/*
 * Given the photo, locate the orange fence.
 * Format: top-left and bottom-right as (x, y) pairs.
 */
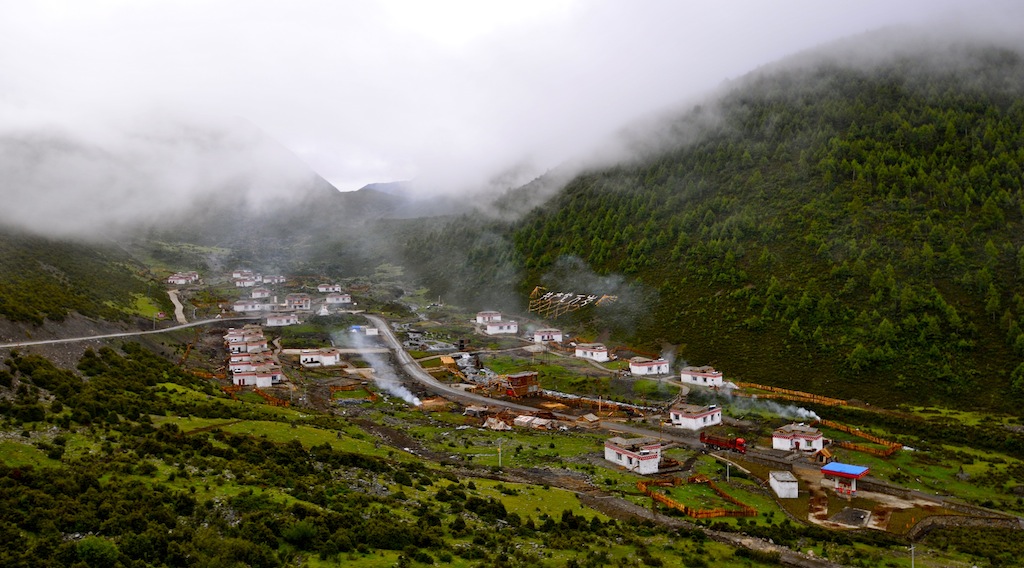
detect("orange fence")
(253, 387), (290, 407)
(637, 475), (757, 519)
(734, 382), (847, 406)
(221, 384), (241, 400)
(813, 419), (900, 457)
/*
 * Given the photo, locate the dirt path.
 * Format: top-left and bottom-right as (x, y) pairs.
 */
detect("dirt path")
(167, 289), (188, 324)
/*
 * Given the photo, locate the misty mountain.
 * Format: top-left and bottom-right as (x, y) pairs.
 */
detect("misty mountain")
(388, 37), (1024, 411)
(0, 227), (169, 326)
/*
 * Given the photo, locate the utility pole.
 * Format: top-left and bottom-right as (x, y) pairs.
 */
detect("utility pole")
(910, 544), (915, 568)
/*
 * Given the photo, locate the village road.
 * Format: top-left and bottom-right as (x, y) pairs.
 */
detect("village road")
(167, 289), (188, 324)
(364, 314), (710, 450)
(364, 314), (541, 413)
(0, 316), (261, 350)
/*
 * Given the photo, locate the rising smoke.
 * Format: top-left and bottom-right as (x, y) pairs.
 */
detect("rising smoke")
(335, 328), (422, 406)
(723, 391), (820, 421)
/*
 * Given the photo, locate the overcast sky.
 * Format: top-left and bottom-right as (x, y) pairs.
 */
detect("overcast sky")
(0, 0), (1020, 224)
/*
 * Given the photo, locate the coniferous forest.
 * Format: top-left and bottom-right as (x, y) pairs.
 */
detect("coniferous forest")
(397, 44), (1024, 411)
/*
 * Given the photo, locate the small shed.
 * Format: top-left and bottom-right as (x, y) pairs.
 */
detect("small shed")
(576, 413), (601, 429)
(769, 471), (799, 499)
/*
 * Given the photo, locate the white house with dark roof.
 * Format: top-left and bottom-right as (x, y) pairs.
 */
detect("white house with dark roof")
(772, 423), (825, 452)
(266, 313), (299, 327)
(317, 283), (342, 293)
(669, 403), (722, 430)
(285, 293), (311, 310)
(680, 366), (724, 387)
(251, 287), (272, 299)
(299, 348), (342, 367)
(484, 321), (518, 335)
(604, 436), (662, 475)
(326, 293), (352, 305)
(629, 357), (670, 376)
(475, 311), (502, 323)
(574, 343), (610, 362)
(233, 299), (269, 312)
(533, 328), (563, 343)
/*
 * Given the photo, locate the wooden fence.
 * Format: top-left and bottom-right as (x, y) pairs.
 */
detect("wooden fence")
(734, 382), (847, 406)
(813, 419), (900, 457)
(637, 475), (757, 519)
(221, 384), (241, 400)
(253, 387), (290, 407)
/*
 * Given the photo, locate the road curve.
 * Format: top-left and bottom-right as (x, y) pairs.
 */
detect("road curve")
(364, 314), (705, 451)
(0, 316), (262, 350)
(364, 314), (542, 413)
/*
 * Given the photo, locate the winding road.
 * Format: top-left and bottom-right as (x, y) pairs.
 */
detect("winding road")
(0, 316), (261, 350)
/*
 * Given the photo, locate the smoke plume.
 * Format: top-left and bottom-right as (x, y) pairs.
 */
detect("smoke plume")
(335, 328), (422, 406)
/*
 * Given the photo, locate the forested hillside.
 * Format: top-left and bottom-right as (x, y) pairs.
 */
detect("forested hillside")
(402, 43), (1024, 411)
(0, 230), (170, 325)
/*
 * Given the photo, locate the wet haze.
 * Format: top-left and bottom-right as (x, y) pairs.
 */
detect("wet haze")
(0, 0), (1018, 235)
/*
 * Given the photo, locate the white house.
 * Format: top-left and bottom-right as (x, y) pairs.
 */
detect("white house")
(629, 357), (670, 376)
(484, 321), (518, 335)
(669, 403), (722, 430)
(475, 311), (502, 323)
(231, 371), (257, 386)
(299, 348), (342, 367)
(233, 299), (268, 312)
(680, 366), (724, 388)
(325, 293), (352, 305)
(604, 436), (662, 475)
(769, 471), (799, 499)
(365, 327), (379, 336)
(232, 339), (268, 354)
(575, 343), (611, 362)
(234, 277), (258, 288)
(318, 283), (342, 293)
(533, 328), (563, 343)
(266, 313), (299, 327)
(232, 363), (283, 387)
(258, 362), (283, 385)
(251, 287), (272, 299)
(772, 423), (825, 452)
(285, 294), (311, 310)
(232, 269), (254, 279)
(263, 275), (286, 285)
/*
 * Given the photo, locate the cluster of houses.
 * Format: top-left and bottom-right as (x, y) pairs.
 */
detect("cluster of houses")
(224, 325), (284, 387)
(228, 269), (355, 324)
(476, 311), (731, 385)
(232, 269), (286, 288)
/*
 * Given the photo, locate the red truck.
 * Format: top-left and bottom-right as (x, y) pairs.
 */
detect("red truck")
(700, 432), (747, 454)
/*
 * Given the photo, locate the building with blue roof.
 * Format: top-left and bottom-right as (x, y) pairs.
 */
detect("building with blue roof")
(821, 462), (870, 496)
